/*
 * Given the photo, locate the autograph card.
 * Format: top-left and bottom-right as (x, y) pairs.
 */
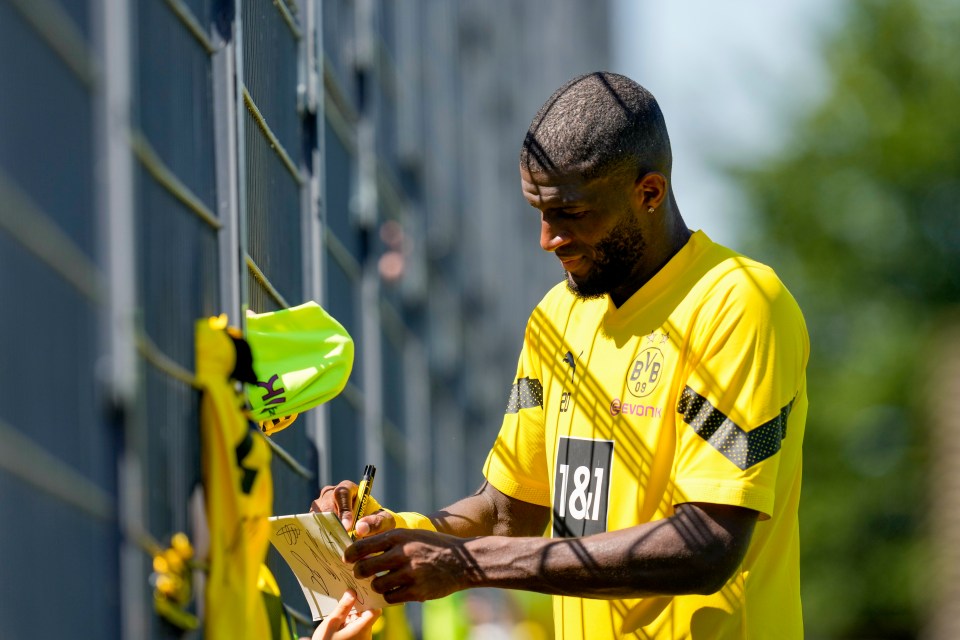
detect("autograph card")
(268, 512), (387, 620)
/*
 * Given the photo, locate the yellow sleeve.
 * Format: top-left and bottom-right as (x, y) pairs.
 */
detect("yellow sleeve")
(389, 511), (438, 531)
(482, 310), (552, 507)
(672, 264), (808, 518)
(363, 494), (437, 531)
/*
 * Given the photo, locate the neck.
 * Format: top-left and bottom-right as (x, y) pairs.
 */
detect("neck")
(609, 208), (691, 308)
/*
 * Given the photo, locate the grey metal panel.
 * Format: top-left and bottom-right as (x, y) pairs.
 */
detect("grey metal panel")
(238, 0), (316, 619)
(324, 253), (361, 358)
(136, 166), (220, 367)
(0, 232), (120, 639)
(0, 0), (123, 638)
(394, 0), (423, 170)
(135, 156), (218, 640)
(243, 108), (304, 308)
(135, 155), (216, 640)
(378, 0), (397, 58)
(0, 471), (120, 639)
(141, 365), (201, 537)
(375, 74), (399, 176)
(380, 322), (407, 508)
(269, 427), (318, 518)
(247, 271), (284, 314)
(181, 0), (213, 28)
(128, 5), (221, 636)
(0, 233), (113, 485)
(135, 0), (218, 214)
(0, 0), (108, 489)
(0, 3), (96, 258)
(240, 0), (305, 312)
(321, 0), (357, 110)
(326, 395), (362, 493)
(323, 118), (361, 262)
(372, 1), (399, 173)
(140, 359), (202, 640)
(241, 0), (301, 160)
(54, 0), (92, 39)
(323, 254), (363, 476)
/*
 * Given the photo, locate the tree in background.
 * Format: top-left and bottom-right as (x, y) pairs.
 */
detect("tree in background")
(733, 0), (959, 636)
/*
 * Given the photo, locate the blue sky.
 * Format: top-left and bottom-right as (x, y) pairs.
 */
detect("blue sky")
(611, 0), (844, 247)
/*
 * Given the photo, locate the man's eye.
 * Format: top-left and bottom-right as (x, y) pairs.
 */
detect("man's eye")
(542, 209), (588, 224)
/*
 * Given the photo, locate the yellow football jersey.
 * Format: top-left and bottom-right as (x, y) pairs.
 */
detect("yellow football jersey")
(483, 231), (808, 639)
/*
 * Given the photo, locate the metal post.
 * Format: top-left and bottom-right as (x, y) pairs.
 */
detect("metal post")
(302, 0), (332, 484)
(212, 6), (242, 322)
(93, 0), (142, 637)
(355, 0), (384, 472)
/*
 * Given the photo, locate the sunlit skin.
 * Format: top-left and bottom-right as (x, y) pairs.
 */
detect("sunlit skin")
(312, 482), (757, 604)
(305, 589), (380, 640)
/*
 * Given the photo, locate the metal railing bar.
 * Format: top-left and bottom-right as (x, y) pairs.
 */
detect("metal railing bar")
(382, 416), (407, 465)
(339, 381), (364, 411)
(137, 329), (313, 479)
(130, 130), (222, 230)
(0, 416), (115, 522)
(241, 86), (305, 185)
(0, 417), (199, 588)
(323, 96), (358, 161)
(284, 603), (313, 627)
(324, 232), (362, 283)
(323, 92), (358, 157)
(376, 160), (406, 219)
(245, 254), (291, 309)
(272, 0), (302, 41)
(0, 171), (103, 301)
(0, 417), (188, 568)
(164, 0), (217, 55)
(374, 36), (398, 104)
(379, 297), (408, 349)
(8, 0), (97, 87)
(263, 435), (313, 480)
(136, 330), (202, 390)
(323, 58), (359, 127)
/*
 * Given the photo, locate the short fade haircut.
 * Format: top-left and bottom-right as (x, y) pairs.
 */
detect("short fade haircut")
(519, 72), (672, 182)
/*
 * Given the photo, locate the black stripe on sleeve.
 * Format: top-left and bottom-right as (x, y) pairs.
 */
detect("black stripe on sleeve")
(677, 386), (793, 470)
(505, 377), (543, 414)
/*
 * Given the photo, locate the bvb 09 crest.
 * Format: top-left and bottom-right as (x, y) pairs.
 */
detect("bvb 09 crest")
(627, 346), (664, 398)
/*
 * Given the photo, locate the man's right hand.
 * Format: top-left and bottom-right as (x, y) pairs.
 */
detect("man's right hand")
(310, 481), (396, 538)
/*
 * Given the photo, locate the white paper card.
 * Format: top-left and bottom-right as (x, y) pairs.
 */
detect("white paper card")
(268, 512), (388, 620)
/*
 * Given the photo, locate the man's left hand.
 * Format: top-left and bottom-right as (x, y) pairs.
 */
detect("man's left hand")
(345, 529), (482, 603)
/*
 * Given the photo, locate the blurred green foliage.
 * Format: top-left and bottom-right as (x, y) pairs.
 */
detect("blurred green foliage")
(732, 0), (960, 636)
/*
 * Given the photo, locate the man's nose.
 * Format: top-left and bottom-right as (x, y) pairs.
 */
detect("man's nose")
(540, 217), (570, 252)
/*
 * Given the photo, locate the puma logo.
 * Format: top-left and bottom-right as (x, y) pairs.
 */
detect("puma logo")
(562, 350), (581, 382)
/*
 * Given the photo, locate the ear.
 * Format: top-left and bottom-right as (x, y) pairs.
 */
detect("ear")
(633, 172), (667, 211)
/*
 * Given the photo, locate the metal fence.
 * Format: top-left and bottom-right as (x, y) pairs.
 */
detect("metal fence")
(0, 1), (608, 637)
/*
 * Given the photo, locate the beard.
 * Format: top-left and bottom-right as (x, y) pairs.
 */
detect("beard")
(564, 214), (647, 300)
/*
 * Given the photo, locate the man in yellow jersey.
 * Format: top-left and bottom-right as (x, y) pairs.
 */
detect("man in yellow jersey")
(315, 72), (808, 639)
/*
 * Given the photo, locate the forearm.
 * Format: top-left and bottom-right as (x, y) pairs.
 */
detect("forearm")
(460, 505), (753, 599)
(348, 502), (754, 604)
(425, 493), (497, 537)
(425, 481), (548, 538)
